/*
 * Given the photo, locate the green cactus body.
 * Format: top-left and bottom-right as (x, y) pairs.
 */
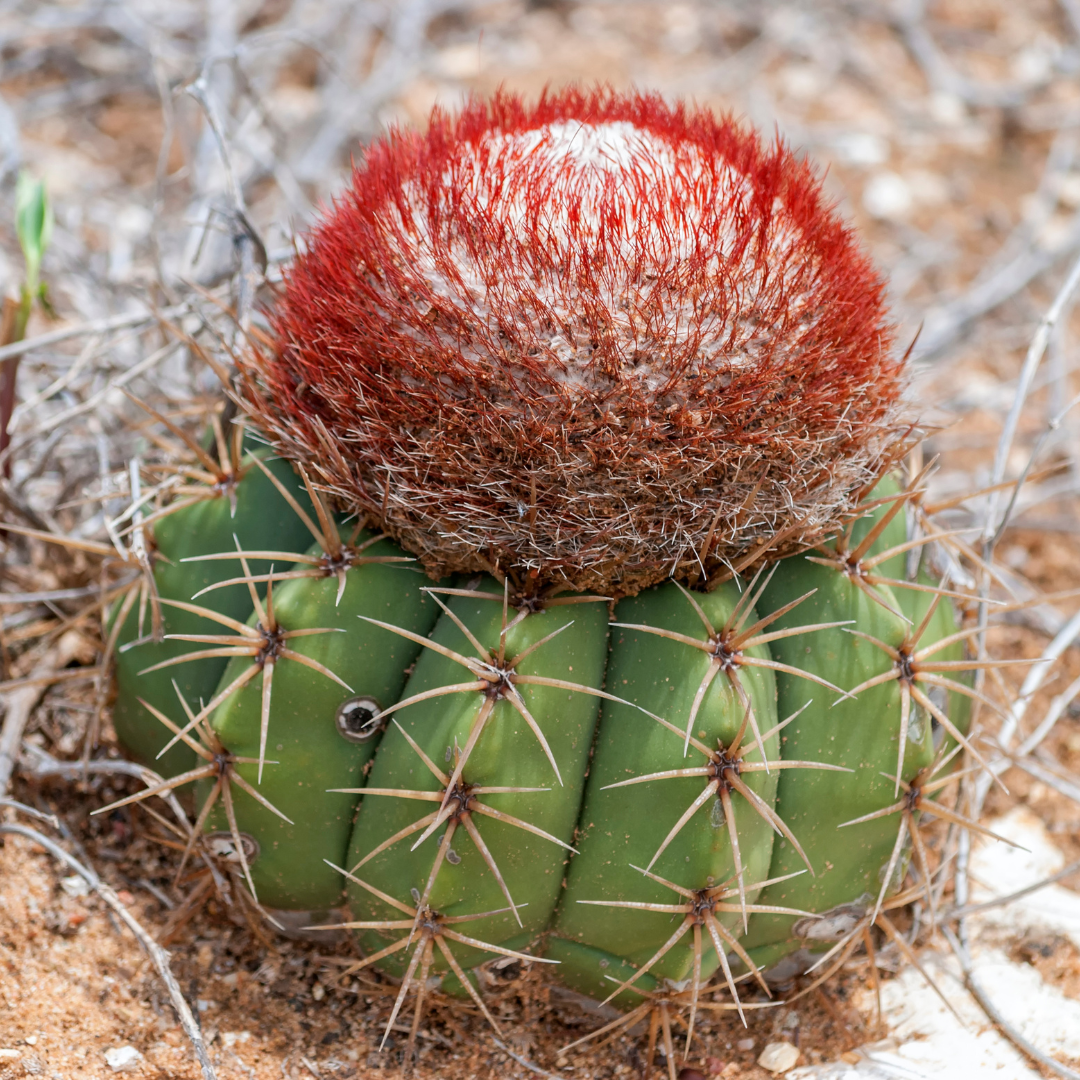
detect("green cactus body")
(113, 471), (974, 1021)
(544, 936), (660, 1010)
(734, 564), (920, 970)
(199, 534), (440, 910)
(344, 583), (609, 975)
(96, 93), (999, 1066)
(111, 450), (315, 777)
(732, 482), (972, 975)
(552, 581), (779, 995)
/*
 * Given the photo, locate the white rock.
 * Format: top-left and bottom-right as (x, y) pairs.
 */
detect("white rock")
(832, 132), (889, 168)
(104, 1046), (142, 1072)
(60, 874), (90, 898)
(758, 1041), (801, 1074)
(824, 809), (1080, 1080)
(970, 806), (1080, 952)
(863, 172), (913, 220)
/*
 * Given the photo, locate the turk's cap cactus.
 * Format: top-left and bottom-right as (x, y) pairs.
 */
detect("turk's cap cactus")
(242, 86), (910, 596)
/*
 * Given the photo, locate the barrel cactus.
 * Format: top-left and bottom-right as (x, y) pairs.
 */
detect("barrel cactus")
(101, 88), (990, 1072)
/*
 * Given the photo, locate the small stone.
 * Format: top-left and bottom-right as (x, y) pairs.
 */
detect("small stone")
(21, 1055), (43, 1076)
(0, 1050), (19, 1062)
(757, 1042), (800, 1074)
(311, 983), (325, 1001)
(863, 172), (912, 220)
(59, 875), (90, 898)
(735, 1038), (754, 1051)
(104, 1046), (142, 1073)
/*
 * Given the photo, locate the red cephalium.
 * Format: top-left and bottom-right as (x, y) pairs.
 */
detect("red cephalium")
(242, 86), (908, 596)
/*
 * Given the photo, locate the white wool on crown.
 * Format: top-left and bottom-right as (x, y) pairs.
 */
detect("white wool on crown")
(382, 121), (808, 393)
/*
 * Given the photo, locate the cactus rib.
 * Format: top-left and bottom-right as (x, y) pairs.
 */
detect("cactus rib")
(602, 700), (851, 885)
(318, 868), (556, 1060)
(842, 590), (1030, 785)
(358, 585), (621, 794)
(613, 569), (853, 764)
(334, 718), (573, 926)
(579, 866), (811, 1021)
(839, 744), (1022, 925)
(144, 568), (351, 777)
(185, 454), (415, 602)
(94, 684), (290, 901)
(112, 440), (320, 777)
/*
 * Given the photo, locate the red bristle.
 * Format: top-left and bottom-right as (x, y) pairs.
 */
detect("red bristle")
(240, 86), (908, 595)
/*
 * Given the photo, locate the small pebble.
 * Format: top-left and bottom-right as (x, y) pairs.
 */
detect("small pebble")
(104, 1046), (142, 1073)
(735, 1038), (754, 1051)
(59, 875), (90, 898)
(757, 1041), (800, 1074)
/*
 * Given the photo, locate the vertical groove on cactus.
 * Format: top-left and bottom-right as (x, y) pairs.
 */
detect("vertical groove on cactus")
(334, 719), (575, 926)
(184, 471), (440, 910)
(111, 435), (319, 778)
(579, 866), (811, 1021)
(344, 584), (609, 966)
(838, 746), (1019, 925)
(143, 569), (352, 779)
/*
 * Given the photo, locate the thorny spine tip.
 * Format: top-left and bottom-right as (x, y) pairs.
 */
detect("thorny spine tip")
(330, 719), (574, 929)
(610, 566), (854, 765)
(91, 680), (291, 904)
(784, 878), (947, 1028)
(357, 580), (656, 812)
(839, 742), (1024, 929)
(559, 974), (772, 1080)
(120, 403), (248, 534)
(602, 699), (850, 931)
(181, 453), (414, 606)
(311, 867), (556, 1071)
(577, 866), (812, 1029)
(138, 545), (351, 782)
(808, 469), (985, 623)
(838, 585), (1035, 795)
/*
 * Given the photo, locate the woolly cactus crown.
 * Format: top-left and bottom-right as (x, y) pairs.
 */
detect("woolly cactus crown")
(244, 86), (906, 595)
